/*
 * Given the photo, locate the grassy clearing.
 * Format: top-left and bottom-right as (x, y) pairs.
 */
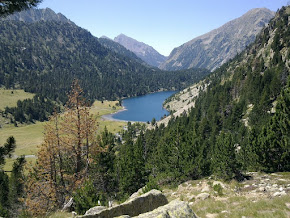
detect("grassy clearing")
(90, 100), (122, 116)
(0, 100), (124, 155)
(4, 157), (37, 173)
(47, 211), (72, 218)
(0, 100), (127, 172)
(0, 121), (45, 156)
(0, 89), (34, 110)
(191, 195), (290, 218)
(98, 120), (126, 133)
(91, 100), (126, 133)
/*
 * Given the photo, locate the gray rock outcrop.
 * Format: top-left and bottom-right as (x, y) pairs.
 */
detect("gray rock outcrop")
(81, 189), (168, 218)
(136, 200), (196, 218)
(196, 193), (210, 200)
(85, 206), (106, 215)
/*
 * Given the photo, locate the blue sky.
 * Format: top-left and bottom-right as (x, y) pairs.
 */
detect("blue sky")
(39, 0), (288, 56)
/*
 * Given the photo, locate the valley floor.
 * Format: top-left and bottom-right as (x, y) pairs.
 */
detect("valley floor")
(0, 96), (127, 172)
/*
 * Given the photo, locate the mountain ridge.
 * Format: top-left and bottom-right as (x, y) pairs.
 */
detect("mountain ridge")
(114, 34), (167, 67)
(2, 7), (74, 24)
(98, 36), (148, 66)
(0, 8), (210, 105)
(160, 8), (275, 71)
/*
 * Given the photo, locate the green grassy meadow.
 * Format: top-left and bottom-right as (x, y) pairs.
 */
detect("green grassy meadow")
(0, 93), (127, 172)
(0, 89), (35, 110)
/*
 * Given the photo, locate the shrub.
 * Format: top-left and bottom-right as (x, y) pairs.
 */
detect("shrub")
(213, 184), (223, 196)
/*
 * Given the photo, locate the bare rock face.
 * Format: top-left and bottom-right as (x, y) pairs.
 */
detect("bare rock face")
(128, 186), (145, 200)
(80, 189), (168, 218)
(160, 8), (275, 71)
(114, 34), (167, 67)
(196, 192), (210, 200)
(136, 200), (196, 218)
(85, 206), (106, 215)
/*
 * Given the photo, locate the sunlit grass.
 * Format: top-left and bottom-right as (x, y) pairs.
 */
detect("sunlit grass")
(4, 157), (37, 173)
(191, 193), (290, 218)
(0, 121), (45, 156)
(47, 211), (73, 218)
(0, 89), (34, 110)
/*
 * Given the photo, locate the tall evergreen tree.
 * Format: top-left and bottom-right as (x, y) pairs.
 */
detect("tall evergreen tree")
(212, 132), (239, 180)
(257, 78), (290, 172)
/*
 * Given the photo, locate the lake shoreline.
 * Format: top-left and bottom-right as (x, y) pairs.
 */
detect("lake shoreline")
(102, 106), (128, 122)
(102, 91), (176, 123)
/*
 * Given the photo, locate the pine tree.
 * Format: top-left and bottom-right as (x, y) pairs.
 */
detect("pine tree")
(0, 137), (26, 217)
(257, 79), (290, 172)
(212, 132), (239, 180)
(92, 127), (117, 195)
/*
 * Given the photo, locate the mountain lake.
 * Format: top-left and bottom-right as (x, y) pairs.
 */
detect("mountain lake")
(104, 91), (176, 122)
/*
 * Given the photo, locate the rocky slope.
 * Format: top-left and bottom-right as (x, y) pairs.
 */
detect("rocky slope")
(79, 189), (196, 218)
(114, 34), (167, 67)
(160, 8), (275, 71)
(76, 172), (290, 217)
(2, 7), (73, 24)
(163, 172), (290, 217)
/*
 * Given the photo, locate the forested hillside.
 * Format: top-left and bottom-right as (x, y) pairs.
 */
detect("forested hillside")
(117, 5), (290, 191)
(0, 9), (210, 124)
(0, 20), (209, 102)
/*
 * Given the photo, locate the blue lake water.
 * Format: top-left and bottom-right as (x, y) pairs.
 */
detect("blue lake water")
(107, 91), (176, 122)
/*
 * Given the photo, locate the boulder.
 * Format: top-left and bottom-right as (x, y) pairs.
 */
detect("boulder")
(273, 191), (286, 197)
(279, 187), (284, 192)
(258, 187), (266, 192)
(196, 193), (210, 200)
(201, 185), (210, 193)
(85, 206), (106, 215)
(79, 189), (168, 218)
(136, 200), (196, 218)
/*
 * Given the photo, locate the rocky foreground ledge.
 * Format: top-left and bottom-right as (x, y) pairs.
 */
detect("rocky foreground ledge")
(78, 189), (196, 218)
(76, 172), (290, 218)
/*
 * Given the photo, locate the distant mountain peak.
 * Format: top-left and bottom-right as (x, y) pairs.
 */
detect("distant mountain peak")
(114, 34), (167, 67)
